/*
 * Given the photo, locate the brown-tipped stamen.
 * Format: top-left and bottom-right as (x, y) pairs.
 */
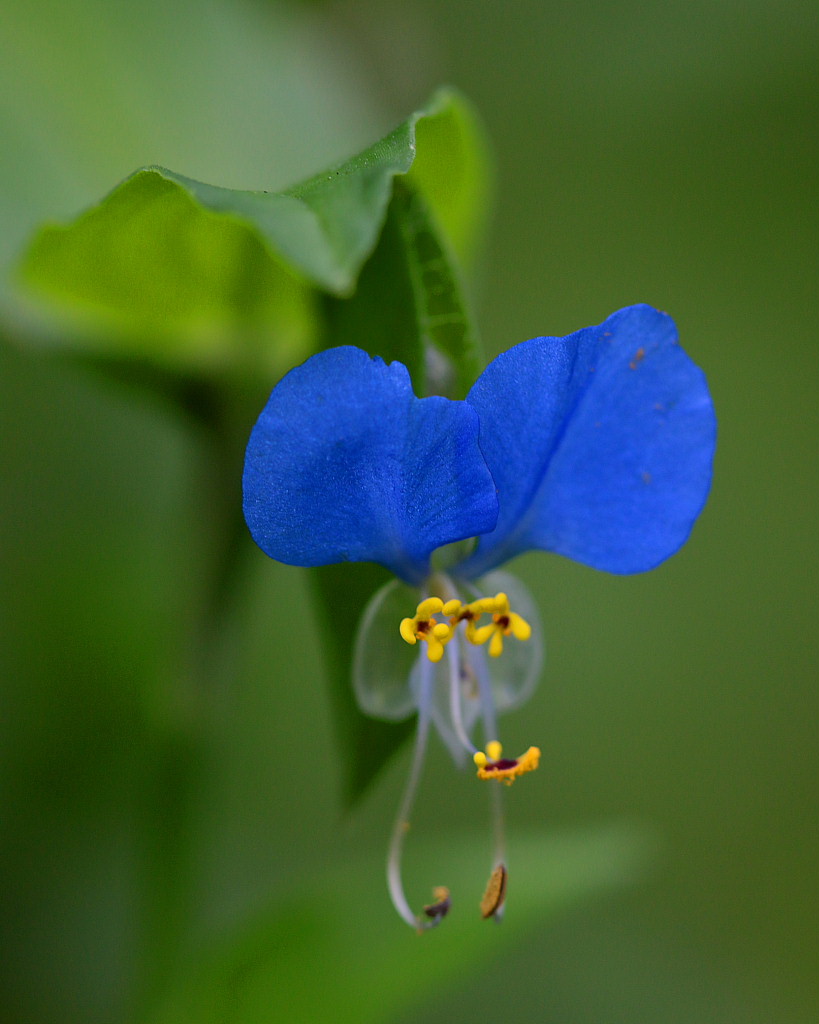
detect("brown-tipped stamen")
(480, 863), (508, 919)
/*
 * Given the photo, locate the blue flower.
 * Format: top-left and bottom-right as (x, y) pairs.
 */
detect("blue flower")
(243, 304), (716, 929)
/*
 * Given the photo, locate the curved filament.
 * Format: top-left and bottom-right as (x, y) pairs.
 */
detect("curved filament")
(386, 653), (448, 931)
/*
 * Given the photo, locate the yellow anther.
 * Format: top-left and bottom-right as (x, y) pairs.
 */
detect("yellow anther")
(474, 745), (541, 785)
(399, 618), (418, 645)
(468, 592), (532, 657)
(399, 597), (454, 663)
(445, 595), (497, 644)
(486, 740), (503, 761)
(471, 742), (506, 768)
(470, 596), (499, 615)
(417, 596), (444, 618)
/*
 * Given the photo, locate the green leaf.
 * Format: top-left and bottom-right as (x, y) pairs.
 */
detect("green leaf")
(13, 88), (489, 383)
(391, 180), (482, 398)
(283, 86), (490, 290)
(323, 181), (481, 398)
(145, 826), (647, 1024)
(0, 0), (389, 278)
(15, 169), (318, 377)
(321, 193), (426, 390)
(405, 89), (492, 272)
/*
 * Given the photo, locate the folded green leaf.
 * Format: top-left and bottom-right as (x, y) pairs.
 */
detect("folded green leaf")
(16, 170), (318, 376)
(14, 88), (489, 382)
(392, 180), (481, 398)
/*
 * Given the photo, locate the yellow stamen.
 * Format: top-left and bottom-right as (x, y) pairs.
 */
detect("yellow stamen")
(467, 592), (532, 657)
(399, 618), (418, 645)
(399, 597), (453, 663)
(446, 594), (498, 643)
(417, 596), (445, 619)
(473, 745), (541, 784)
(400, 590), (532, 664)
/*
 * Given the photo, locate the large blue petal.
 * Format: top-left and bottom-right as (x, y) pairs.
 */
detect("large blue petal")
(459, 305), (716, 576)
(243, 347), (498, 584)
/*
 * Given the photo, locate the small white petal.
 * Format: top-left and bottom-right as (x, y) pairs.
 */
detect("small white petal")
(353, 578), (420, 720)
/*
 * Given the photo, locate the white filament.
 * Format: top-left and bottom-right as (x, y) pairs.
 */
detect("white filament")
(386, 652), (437, 930)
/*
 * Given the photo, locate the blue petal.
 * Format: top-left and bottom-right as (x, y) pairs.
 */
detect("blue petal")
(243, 347), (498, 584)
(459, 305), (716, 576)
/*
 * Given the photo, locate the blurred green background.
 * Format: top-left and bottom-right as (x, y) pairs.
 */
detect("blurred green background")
(1, 0), (816, 1022)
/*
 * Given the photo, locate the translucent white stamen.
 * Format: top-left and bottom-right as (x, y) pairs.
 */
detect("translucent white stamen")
(471, 640), (499, 743)
(386, 653), (445, 931)
(471, 641), (507, 916)
(446, 631), (480, 757)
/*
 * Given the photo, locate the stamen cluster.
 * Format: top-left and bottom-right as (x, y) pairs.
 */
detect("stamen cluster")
(399, 591), (532, 662)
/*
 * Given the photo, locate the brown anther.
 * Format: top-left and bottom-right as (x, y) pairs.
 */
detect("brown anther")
(422, 886), (451, 922)
(480, 864), (508, 919)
